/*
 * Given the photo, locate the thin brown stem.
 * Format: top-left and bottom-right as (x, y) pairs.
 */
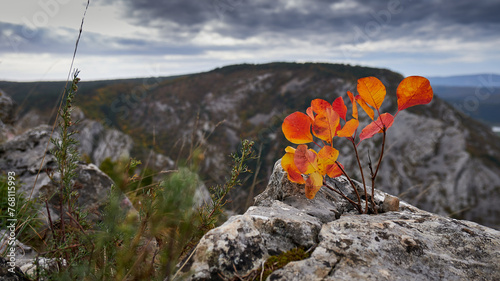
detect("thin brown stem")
(335, 161), (362, 213)
(323, 183), (361, 212)
(350, 137), (369, 214)
(370, 129), (387, 214)
(45, 200), (56, 240)
(312, 139), (323, 149)
(39, 243), (83, 255)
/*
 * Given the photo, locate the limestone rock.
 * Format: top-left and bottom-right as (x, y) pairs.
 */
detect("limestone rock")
(73, 110), (133, 166)
(0, 90), (16, 125)
(179, 159), (500, 280)
(0, 90), (16, 143)
(0, 125), (132, 225)
(0, 257), (31, 281)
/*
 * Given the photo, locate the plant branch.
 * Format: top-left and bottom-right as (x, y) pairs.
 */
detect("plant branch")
(334, 161), (362, 213)
(350, 137), (369, 214)
(370, 129), (387, 214)
(323, 183), (361, 212)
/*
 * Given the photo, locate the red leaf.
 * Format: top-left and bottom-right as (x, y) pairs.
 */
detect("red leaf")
(306, 106), (315, 121)
(311, 99), (332, 115)
(359, 113), (394, 141)
(282, 112), (313, 144)
(397, 76), (433, 111)
(294, 144), (317, 174)
(332, 97), (347, 121)
(327, 162), (344, 178)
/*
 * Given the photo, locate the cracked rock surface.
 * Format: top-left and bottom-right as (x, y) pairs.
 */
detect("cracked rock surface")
(180, 160), (500, 280)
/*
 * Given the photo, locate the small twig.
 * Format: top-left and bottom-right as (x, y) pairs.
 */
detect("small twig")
(39, 243), (83, 255)
(335, 161), (362, 213)
(172, 241), (199, 280)
(45, 200), (56, 240)
(324, 183), (361, 211)
(350, 137), (369, 213)
(370, 129), (387, 214)
(260, 260), (265, 281)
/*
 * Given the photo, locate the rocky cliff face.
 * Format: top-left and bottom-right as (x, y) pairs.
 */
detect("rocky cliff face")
(178, 160), (500, 280)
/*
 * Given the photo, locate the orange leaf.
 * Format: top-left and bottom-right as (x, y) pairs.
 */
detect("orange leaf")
(311, 99), (331, 115)
(317, 146), (339, 175)
(281, 149), (305, 184)
(327, 162), (344, 178)
(312, 107), (339, 143)
(359, 113), (394, 141)
(332, 97), (347, 121)
(305, 172), (323, 199)
(336, 119), (359, 138)
(397, 76), (433, 111)
(355, 95), (375, 120)
(294, 144), (317, 174)
(357, 77), (386, 110)
(306, 106), (315, 121)
(282, 112), (313, 144)
(346, 91), (358, 120)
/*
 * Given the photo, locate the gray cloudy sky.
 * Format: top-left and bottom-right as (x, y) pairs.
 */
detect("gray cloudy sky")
(1, 0), (499, 81)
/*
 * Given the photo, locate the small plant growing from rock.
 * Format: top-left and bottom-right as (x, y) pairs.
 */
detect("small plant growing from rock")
(281, 76), (433, 214)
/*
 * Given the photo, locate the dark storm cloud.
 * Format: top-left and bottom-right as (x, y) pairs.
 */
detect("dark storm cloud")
(3, 0), (499, 59)
(113, 0), (500, 43)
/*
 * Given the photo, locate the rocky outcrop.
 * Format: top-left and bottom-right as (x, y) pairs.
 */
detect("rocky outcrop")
(0, 89), (16, 142)
(179, 160), (500, 280)
(0, 90), (16, 125)
(72, 107), (133, 167)
(0, 257), (31, 281)
(0, 125), (132, 225)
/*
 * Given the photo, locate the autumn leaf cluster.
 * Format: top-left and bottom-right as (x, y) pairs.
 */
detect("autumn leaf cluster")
(281, 76), (433, 203)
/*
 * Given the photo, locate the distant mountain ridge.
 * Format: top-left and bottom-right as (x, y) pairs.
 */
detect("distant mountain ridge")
(428, 74), (500, 87)
(427, 74), (500, 126)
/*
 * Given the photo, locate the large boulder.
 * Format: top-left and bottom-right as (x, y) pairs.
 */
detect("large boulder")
(178, 160), (500, 280)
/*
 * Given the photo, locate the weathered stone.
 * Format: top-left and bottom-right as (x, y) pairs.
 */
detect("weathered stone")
(0, 257), (31, 281)
(0, 90), (16, 125)
(0, 230), (37, 263)
(381, 194), (400, 212)
(179, 159), (500, 281)
(182, 201), (323, 280)
(73, 110), (133, 167)
(0, 125), (132, 226)
(270, 212), (500, 280)
(0, 90), (17, 143)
